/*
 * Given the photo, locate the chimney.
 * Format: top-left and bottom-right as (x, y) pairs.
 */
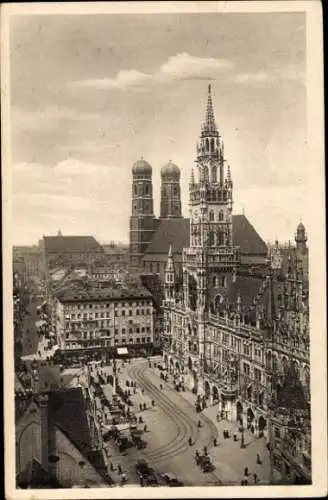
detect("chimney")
(39, 394), (49, 472)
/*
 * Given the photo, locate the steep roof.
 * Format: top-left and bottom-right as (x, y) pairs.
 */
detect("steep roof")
(232, 214), (267, 255)
(44, 235), (104, 255)
(48, 387), (92, 456)
(143, 214), (267, 257)
(144, 218), (190, 255)
(228, 275), (263, 309)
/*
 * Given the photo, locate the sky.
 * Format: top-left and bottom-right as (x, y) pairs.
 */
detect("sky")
(9, 11), (307, 245)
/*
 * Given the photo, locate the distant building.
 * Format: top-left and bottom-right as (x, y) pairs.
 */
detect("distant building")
(13, 245), (44, 282)
(280, 222), (309, 281)
(102, 243), (130, 267)
(42, 232), (105, 275)
(52, 278), (155, 358)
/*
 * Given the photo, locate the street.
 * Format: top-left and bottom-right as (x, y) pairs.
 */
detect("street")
(98, 357), (272, 486)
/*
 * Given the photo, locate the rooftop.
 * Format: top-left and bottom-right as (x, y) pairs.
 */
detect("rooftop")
(55, 278), (152, 303)
(143, 214), (267, 256)
(44, 235), (104, 255)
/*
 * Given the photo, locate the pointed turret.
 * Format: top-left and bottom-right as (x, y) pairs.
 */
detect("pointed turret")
(265, 268), (276, 335)
(164, 243), (176, 301)
(202, 84), (217, 134)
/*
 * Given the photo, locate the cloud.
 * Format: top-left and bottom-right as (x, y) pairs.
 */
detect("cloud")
(69, 52), (235, 90)
(159, 52), (234, 80)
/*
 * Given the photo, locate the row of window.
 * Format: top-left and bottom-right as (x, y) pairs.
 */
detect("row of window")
(63, 300), (151, 311)
(114, 308), (151, 317)
(65, 337), (152, 348)
(66, 325), (152, 336)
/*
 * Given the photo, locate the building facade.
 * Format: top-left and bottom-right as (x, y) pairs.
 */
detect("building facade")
(162, 85), (311, 483)
(53, 279), (155, 357)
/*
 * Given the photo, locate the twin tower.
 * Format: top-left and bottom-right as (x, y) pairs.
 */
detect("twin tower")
(129, 156), (182, 267)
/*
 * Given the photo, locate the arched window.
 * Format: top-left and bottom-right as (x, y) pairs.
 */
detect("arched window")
(209, 210), (214, 222)
(213, 276), (217, 288)
(145, 184), (149, 195)
(211, 138), (215, 152)
(221, 276), (226, 288)
(206, 138), (209, 151)
(134, 184), (137, 195)
(209, 232), (215, 246)
(219, 210), (224, 221)
(217, 231), (224, 246)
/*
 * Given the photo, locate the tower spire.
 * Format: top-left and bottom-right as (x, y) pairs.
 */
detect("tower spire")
(203, 83), (217, 134)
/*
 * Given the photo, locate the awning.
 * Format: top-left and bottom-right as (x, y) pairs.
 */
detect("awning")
(117, 347), (128, 355)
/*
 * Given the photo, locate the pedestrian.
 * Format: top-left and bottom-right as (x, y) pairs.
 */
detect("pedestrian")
(144, 424), (148, 432)
(117, 464), (122, 475)
(188, 437), (193, 446)
(110, 462), (114, 471)
(151, 399), (155, 407)
(244, 467), (249, 477)
(198, 420), (202, 428)
(160, 384), (163, 390)
(140, 475), (144, 487)
(256, 453), (261, 465)
(213, 438), (217, 447)
(203, 445), (207, 455)
(233, 433), (237, 442)
(139, 403), (142, 412)
(143, 403), (146, 411)
(253, 472), (258, 484)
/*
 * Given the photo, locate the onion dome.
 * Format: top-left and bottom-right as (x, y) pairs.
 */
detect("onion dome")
(132, 157), (152, 175)
(161, 160), (180, 179)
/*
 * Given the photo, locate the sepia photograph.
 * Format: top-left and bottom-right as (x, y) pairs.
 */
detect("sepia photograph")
(2, 1), (326, 498)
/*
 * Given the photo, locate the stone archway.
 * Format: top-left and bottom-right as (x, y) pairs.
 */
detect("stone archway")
(169, 358), (174, 373)
(236, 401), (243, 423)
(258, 415), (267, 432)
(247, 384), (252, 402)
(247, 408), (255, 429)
(204, 380), (211, 400)
(192, 370), (198, 393)
(281, 356), (289, 375)
(212, 385), (219, 403)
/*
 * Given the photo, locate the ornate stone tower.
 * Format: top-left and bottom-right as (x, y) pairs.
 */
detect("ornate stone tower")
(129, 157), (156, 267)
(183, 84), (240, 316)
(295, 221), (307, 254)
(160, 161), (182, 218)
